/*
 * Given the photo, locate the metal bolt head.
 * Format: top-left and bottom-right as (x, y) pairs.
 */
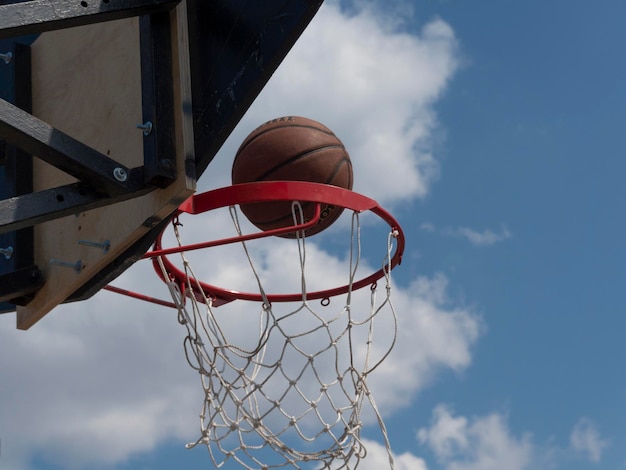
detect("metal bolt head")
(113, 167), (128, 182)
(136, 121), (153, 136)
(160, 158), (174, 171)
(0, 246), (13, 260)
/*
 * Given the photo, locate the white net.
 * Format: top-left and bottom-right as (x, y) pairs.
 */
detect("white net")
(158, 204), (398, 469)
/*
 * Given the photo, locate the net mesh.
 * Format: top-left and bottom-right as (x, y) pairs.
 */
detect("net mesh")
(158, 204), (398, 469)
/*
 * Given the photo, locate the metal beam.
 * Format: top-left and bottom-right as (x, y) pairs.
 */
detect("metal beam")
(0, 0), (180, 39)
(139, 10), (177, 187)
(186, 0), (324, 178)
(0, 39), (36, 312)
(0, 177), (153, 235)
(0, 266), (44, 304)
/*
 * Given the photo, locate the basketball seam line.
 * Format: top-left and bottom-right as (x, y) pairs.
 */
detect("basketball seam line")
(253, 145), (348, 181)
(235, 124), (338, 162)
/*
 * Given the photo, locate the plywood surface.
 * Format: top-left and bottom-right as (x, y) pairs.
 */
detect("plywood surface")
(17, 3), (195, 329)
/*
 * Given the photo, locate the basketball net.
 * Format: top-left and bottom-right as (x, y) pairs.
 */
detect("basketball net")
(156, 203), (398, 469)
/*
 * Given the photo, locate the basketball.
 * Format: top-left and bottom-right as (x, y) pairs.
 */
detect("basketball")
(232, 116), (353, 237)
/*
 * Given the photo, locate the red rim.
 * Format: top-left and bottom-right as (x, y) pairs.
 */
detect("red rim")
(150, 181), (405, 306)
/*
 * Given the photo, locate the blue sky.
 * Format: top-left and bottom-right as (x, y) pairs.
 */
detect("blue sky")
(2, 0), (626, 469)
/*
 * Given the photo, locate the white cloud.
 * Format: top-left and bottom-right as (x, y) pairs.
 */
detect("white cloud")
(206, 1), (459, 206)
(417, 405), (534, 470)
(417, 405), (470, 461)
(451, 227), (512, 246)
(367, 274), (481, 412)
(420, 222), (436, 232)
(422, 223), (512, 246)
(0, 290), (201, 470)
(415, 409), (611, 470)
(570, 418), (608, 463)
(354, 439), (428, 470)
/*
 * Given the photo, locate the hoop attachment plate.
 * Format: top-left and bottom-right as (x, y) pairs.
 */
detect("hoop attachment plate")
(150, 181), (405, 305)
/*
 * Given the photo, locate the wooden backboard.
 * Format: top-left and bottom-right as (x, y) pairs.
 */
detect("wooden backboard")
(18, 5), (195, 329)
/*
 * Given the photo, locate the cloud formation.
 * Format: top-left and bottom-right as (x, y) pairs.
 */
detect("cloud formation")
(450, 227), (512, 246)
(417, 405), (534, 470)
(570, 418), (608, 463)
(356, 439), (428, 470)
(367, 274), (481, 412)
(413, 408), (611, 469)
(421, 223), (512, 246)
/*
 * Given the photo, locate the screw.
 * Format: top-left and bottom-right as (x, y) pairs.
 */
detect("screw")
(0, 246), (13, 260)
(0, 52), (12, 65)
(136, 121), (153, 136)
(160, 158), (174, 171)
(113, 167), (128, 182)
(50, 259), (84, 272)
(78, 239), (110, 254)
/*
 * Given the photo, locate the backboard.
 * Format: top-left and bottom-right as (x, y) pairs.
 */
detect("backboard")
(0, 0), (324, 329)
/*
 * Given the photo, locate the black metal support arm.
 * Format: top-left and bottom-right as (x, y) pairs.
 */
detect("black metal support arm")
(0, 178), (153, 235)
(0, 266), (44, 304)
(0, 0), (180, 39)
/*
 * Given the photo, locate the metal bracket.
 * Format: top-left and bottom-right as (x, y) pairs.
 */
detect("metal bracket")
(0, 179), (153, 235)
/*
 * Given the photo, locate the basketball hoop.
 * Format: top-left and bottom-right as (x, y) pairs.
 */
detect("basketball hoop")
(150, 181), (404, 306)
(107, 181), (404, 469)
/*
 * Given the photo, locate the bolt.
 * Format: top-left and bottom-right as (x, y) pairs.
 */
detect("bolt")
(113, 167), (128, 182)
(0, 246), (13, 260)
(78, 239), (110, 254)
(50, 259), (84, 272)
(0, 52), (12, 65)
(160, 158), (174, 171)
(136, 121), (153, 136)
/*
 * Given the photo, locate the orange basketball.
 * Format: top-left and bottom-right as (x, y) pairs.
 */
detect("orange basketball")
(232, 116), (353, 237)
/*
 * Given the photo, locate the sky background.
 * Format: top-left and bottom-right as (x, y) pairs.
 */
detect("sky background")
(2, 0), (626, 469)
